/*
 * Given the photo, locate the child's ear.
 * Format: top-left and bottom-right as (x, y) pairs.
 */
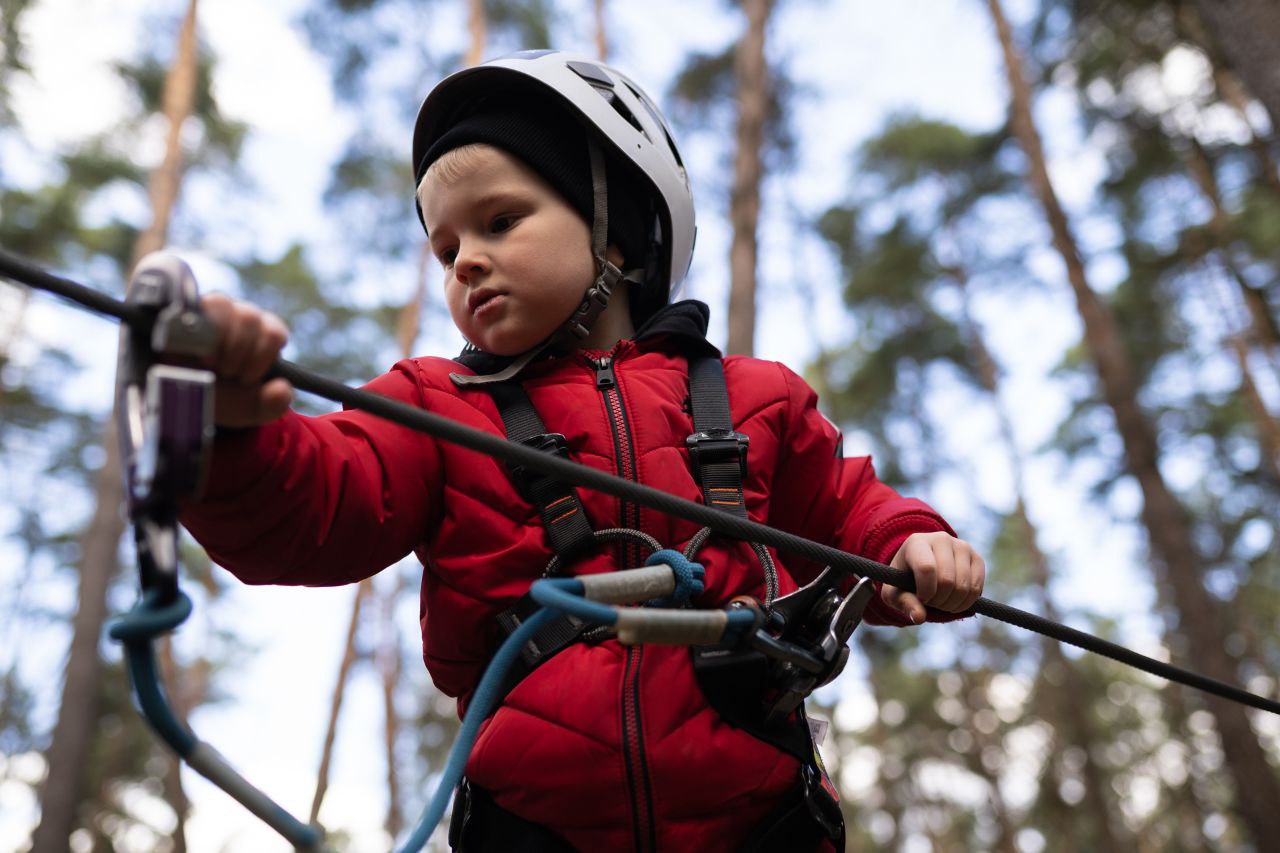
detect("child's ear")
(605, 244), (625, 268)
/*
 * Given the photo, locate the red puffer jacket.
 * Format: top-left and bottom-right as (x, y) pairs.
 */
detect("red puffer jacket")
(180, 303), (961, 852)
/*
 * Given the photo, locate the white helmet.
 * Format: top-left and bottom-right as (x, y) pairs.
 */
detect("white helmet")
(412, 50), (696, 309)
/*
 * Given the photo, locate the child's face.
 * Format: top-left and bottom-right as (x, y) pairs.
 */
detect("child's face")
(421, 145), (598, 356)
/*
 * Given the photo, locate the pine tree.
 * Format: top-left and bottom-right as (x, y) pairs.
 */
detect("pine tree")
(725, 0), (772, 356)
(31, 4), (216, 848)
(986, 0), (1280, 842)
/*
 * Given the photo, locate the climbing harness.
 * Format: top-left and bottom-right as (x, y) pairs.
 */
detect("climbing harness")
(459, 346), (844, 847)
(4, 247), (1280, 852)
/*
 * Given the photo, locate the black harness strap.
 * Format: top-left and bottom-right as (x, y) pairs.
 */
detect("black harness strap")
(487, 381), (596, 561)
(684, 356), (844, 845)
(484, 380), (596, 699)
(686, 357), (750, 518)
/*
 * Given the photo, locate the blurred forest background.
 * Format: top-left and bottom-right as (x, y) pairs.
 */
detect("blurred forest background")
(1, 0), (1279, 850)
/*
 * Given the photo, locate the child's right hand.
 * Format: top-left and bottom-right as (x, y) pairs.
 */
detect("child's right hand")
(200, 294), (294, 428)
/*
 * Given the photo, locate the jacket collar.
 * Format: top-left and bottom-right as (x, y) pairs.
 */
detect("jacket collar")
(453, 300), (719, 375)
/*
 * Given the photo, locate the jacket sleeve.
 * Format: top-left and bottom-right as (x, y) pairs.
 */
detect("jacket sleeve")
(764, 363), (972, 626)
(179, 360), (445, 586)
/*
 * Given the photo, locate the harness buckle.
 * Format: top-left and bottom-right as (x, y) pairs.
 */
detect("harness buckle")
(509, 432), (570, 499)
(685, 429), (749, 480)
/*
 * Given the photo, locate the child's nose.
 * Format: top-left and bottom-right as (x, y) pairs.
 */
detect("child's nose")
(454, 245), (491, 283)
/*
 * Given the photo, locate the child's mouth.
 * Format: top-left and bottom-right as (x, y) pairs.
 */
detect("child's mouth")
(471, 292), (506, 317)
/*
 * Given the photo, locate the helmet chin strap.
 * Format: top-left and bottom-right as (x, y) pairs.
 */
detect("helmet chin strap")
(452, 141), (638, 387)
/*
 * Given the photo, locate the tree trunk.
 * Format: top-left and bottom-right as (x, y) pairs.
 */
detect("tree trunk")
(985, 0), (1280, 844)
(1183, 138), (1280, 355)
(1188, 0), (1280, 139)
(0, 285), (31, 405)
(29, 427), (125, 853)
(1227, 332), (1280, 483)
(1212, 67), (1280, 196)
(593, 0), (608, 61)
(32, 3), (200, 849)
(308, 578), (371, 825)
(0, 286), (30, 358)
(1174, 2), (1280, 196)
(958, 664), (1018, 853)
(956, 267), (1125, 853)
(725, 0), (772, 356)
(377, 579), (404, 839)
(131, 0), (200, 268)
(396, 243), (431, 360)
(465, 0), (486, 68)
(310, 270), (427, 829)
(156, 639), (211, 853)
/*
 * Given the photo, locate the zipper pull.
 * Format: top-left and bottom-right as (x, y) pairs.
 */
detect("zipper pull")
(594, 356), (616, 390)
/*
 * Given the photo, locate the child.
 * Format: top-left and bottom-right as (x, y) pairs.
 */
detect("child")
(182, 51), (985, 852)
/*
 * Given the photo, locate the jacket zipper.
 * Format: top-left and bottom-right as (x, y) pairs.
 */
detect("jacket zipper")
(593, 355), (643, 567)
(592, 354), (656, 852)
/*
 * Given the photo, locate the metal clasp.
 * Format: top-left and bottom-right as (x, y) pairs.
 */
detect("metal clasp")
(685, 429), (749, 480)
(508, 432), (570, 500)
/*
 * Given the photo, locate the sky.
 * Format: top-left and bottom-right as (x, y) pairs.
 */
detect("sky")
(0, 0), (1211, 850)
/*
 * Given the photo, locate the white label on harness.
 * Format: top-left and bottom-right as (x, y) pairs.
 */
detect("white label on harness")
(808, 715), (829, 746)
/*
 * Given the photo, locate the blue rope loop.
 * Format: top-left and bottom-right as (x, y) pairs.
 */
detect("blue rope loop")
(644, 548), (705, 607)
(108, 588), (193, 643)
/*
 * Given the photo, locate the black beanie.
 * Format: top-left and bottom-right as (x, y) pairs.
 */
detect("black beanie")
(417, 100), (650, 269)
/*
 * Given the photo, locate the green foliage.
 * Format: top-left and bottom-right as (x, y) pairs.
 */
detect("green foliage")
(861, 116), (1012, 210)
(0, 662), (35, 755)
(667, 42), (796, 170)
(0, 0), (35, 122)
(300, 0), (431, 105)
(809, 117), (1020, 486)
(233, 243), (398, 395)
(488, 0), (558, 51)
(1233, 184), (1280, 265)
(324, 136), (418, 259)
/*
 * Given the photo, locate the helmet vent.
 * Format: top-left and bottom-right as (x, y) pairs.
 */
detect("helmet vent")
(661, 126), (684, 168)
(603, 91), (648, 139)
(568, 62), (650, 141)
(567, 60), (614, 87)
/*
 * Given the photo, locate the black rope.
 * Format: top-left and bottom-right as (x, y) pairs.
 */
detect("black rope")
(0, 250), (148, 327)
(3, 246), (1278, 717)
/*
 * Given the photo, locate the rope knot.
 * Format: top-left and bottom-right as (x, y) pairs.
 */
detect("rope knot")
(645, 549), (705, 607)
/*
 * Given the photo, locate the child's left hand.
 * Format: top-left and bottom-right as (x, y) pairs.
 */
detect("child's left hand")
(882, 532), (985, 624)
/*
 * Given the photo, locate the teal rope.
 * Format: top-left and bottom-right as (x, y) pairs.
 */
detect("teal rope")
(395, 605), (562, 852)
(109, 591), (197, 755)
(644, 549), (704, 606)
(109, 590), (325, 851)
(396, 575), (757, 851)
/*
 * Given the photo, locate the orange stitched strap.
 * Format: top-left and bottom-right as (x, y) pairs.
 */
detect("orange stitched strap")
(545, 495), (574, 510)
(707, 488), (739, 494)
(711, 499), (741, 506)
(549, 507), (580, 525)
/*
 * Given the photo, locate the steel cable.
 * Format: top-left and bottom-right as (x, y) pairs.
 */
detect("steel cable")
(3, 246), (1277, 716)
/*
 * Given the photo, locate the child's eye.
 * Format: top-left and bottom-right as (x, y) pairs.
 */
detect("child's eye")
(490, 214), (516, 233)
(439, 248), (457, 268)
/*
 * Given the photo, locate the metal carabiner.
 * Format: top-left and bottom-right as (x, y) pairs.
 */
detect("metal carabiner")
(110, 253), (329, 851)
(756, 568), (875, 721)
(115, 252), (217, 602)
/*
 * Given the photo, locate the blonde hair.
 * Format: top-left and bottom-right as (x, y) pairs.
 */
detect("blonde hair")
(416, 143), (495, 207)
